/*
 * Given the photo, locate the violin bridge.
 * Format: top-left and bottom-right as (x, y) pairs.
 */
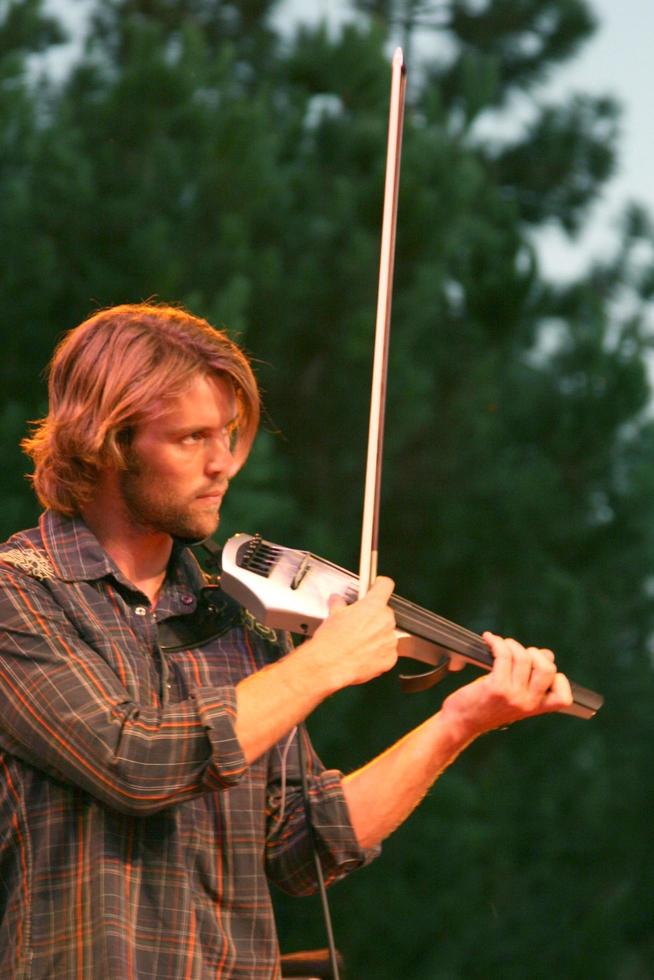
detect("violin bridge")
(290, 554), (310, 590)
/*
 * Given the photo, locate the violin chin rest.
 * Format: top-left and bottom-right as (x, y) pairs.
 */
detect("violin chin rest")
(395, 632), (453, 693)
(398, 657), (451, 694)
(395, 631), (451, 667)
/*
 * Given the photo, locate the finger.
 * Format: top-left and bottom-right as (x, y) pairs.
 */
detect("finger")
(526, 648), (557, 694)
(504, 637), (532, 688)
(365, 576), (395, 604)
(448, 653), (467, 673)
(541, 672), (573, 710)
(483, 632), (514, 685)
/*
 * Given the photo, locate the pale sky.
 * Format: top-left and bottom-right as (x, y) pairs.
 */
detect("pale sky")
(46, 0), (653, 280)
(537, 0), (654, 278)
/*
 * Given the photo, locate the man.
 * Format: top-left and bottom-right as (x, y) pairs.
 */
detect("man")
(0, 303), (572, 978)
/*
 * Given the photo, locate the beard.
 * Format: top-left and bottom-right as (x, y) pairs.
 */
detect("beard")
(119, 455), (222, 544)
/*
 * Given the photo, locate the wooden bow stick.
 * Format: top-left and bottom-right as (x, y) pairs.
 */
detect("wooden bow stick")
(358, 47), (407, 598)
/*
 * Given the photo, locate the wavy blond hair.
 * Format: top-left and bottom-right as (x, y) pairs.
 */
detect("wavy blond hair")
(22, 303), (260, 515)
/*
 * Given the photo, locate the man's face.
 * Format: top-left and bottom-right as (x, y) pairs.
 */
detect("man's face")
(119, 372), (239, 542)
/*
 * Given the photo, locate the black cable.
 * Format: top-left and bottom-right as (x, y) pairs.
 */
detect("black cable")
(297, 723), (342, 980)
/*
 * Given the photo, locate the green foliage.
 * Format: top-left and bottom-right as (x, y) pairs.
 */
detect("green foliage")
(0, 0), (64, 60)
(494, 93), (619, 231)
(441, 0), (597, 103)
(1, 0), (654, 975)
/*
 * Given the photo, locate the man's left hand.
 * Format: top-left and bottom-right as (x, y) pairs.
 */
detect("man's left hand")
(439, 632), (573, 741)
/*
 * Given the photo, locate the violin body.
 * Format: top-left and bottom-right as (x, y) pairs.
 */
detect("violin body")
(220, 533), (604, 720)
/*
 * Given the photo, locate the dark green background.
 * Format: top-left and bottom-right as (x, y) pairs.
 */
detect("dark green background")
(2, 1), (653, 976)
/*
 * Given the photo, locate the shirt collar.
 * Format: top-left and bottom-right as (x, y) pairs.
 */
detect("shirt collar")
(39, 511), (207, 599)
(40, 511), (118, 582)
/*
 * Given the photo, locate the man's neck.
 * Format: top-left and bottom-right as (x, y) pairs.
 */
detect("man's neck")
(81, 487), (172, 605)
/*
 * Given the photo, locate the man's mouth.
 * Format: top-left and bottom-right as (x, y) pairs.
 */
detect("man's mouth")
(196, 486), (227, 502)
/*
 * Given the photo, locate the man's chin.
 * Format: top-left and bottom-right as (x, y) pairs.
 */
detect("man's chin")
(171, 514), (221, 546)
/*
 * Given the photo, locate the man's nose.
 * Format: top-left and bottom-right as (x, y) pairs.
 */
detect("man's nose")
(205, 437), (237, 478)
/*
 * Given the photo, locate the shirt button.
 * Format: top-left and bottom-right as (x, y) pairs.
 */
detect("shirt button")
(134, 606), (148, 616)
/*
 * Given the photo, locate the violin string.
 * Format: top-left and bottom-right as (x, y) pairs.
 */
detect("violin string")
(389, 594), (587, 705)
(390, 595), (487, 651)
(273, 547), (587, 707)
(390, 594), (477, 639)
(397, 620), (489, 662)
(304, 550), (489, 657)
(275, 550), (591, 710)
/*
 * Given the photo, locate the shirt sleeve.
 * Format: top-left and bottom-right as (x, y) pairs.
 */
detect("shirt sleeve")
(264, 725), (380, 896)
(0, 565), (248, 815)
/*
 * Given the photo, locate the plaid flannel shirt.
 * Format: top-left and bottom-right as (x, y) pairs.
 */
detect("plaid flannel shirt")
(0, 511), (374, 978)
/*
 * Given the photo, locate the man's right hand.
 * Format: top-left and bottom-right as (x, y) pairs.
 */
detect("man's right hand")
(301, 576), (399, 693)
(235, 577), (399, 765)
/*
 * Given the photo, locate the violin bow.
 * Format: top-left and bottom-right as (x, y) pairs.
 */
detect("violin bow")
(356, 50), (451, 688)
(358, 47), (407, 597)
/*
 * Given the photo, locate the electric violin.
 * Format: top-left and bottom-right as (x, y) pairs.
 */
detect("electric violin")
(220, 532), (603, 720)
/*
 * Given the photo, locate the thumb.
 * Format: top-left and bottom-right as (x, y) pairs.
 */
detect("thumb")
(327, 593), (348, 615)
(365, 576), (395, 604)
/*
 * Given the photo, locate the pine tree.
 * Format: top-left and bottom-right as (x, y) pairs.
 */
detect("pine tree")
(0, 0), (67, 530)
